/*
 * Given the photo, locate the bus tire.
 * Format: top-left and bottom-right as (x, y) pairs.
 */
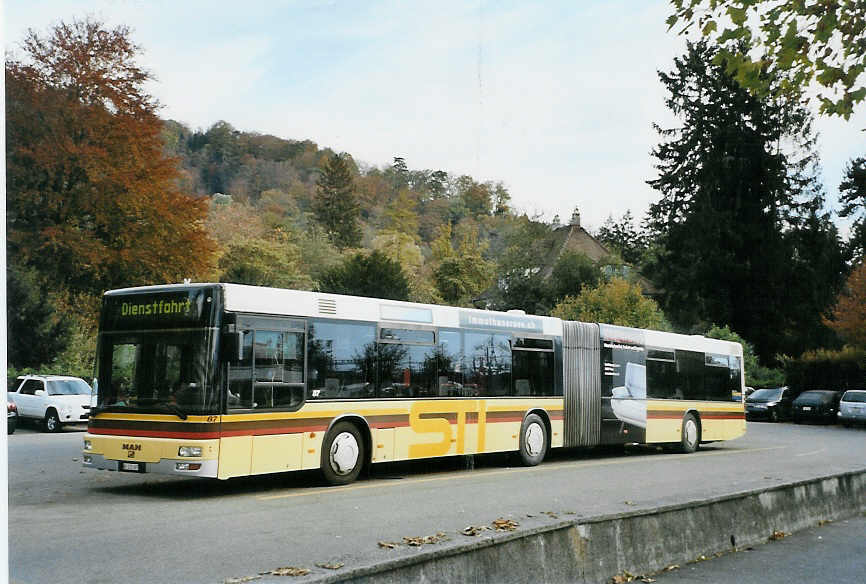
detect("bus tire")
(680, 413), (700, 453)
(321, 421), (364, 485)
(518, 413), (548, 466)
(44, 409), (62, 433)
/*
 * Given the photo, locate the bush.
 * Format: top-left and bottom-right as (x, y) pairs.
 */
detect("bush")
(783, 347), (866, 394)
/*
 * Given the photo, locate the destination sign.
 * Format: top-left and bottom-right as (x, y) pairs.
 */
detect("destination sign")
(101, 287), (217, 330)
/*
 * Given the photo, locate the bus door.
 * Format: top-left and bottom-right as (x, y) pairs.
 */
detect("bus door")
(221, 315), (307, 478)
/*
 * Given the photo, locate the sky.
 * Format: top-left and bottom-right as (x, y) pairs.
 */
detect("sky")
(4, 0), (865, 233)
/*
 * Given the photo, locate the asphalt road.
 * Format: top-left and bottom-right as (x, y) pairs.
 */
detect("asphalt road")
(8, 420), (866, 584)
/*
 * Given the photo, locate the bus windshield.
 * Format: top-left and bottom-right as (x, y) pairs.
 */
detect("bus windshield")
(95, 329), (219, 415)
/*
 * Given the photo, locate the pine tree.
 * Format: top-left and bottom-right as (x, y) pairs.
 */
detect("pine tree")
(314, 153), (362, 249)
(648, 40), (840, 360)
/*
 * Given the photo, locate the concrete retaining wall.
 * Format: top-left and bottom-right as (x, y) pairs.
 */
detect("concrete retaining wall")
(301, 470), (866, 584)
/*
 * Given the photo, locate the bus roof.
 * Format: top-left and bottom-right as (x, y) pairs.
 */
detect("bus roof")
(103, 283), (741, 355)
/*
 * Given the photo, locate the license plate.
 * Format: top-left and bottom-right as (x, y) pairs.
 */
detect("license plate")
(802, 406), (812, 411)
(119, 461), (145, 473)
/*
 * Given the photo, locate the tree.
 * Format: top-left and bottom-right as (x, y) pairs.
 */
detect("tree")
(826, 262), (866, 348)
(314, 153), (362, 249)
(6, 18), (217, 295)
(597, 211), (650, 266)
(839, 157), (866, 260)
(668, 1), (866, 117)
(319, 251), (410, 301)
(491, 217), (557, 314)
(432, 225), (496, 305)
(217, 237), (313, 290)
(551, 278), (670, 330)
(549, 251), (599, 303)
(383, 189), (420, 239)
(390, 156), (409, 191)
(456, 175), (494, 218)
(647, 40), (830, 361)
(6, 266), (71, 368)
(781, 209), (850, 351)
(371, 230), (423, 273)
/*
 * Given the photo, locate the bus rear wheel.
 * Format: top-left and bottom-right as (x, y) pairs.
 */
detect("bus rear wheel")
(321, 422), (365, 485)
(518, 413), (548, 466)
(680, 413), (700, 453)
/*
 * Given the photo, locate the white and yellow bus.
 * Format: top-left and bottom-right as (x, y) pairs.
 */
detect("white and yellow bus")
(83, 283), (745, 484)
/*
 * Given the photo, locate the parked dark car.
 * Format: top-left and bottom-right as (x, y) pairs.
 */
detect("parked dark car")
(791, 390), (842, 424)
(837, 390), (866, 427)
(745, 387), (793, 422)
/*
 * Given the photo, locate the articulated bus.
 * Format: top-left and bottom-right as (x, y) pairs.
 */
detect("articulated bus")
(83, 283), (745, 484)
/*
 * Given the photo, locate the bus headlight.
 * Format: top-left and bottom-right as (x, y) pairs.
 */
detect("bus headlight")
(84, 439), (92, 450)
(178, 446), (202, 457)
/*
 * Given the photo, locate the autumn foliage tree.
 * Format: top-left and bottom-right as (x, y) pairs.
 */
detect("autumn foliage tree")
(5, 19), (216, 370)
(6, 18), (216, 297)
(827, 263), (866, 348)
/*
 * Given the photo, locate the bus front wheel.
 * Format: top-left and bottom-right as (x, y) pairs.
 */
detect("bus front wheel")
(680, 413), (700, 453)
(518, 413), (548, 466)
(321, 422), (365, 485)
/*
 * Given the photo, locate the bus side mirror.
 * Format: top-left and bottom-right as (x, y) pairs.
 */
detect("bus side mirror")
(223, 331), (245, 362)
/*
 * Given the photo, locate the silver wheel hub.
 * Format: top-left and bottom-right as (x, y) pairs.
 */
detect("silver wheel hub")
(525, 422), (544, 457)
(330, 432), (359, 475)
(684, 419), (697, 446)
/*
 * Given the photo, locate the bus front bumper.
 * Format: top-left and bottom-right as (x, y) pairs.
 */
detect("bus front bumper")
(82, 452), (219, 477)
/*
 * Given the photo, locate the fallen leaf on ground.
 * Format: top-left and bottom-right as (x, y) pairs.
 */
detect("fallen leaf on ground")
(610, 570), (635, 583)
(315, 562), (344, 570)
(542, 511), (559, 519)
(224, 577), (261, 584)
(461, 525), (488, 536)
(378, 541), (399, 549)
(268, 566), (310, 577)
(769, 530), (788, 541)
(492, 518), (519, 531)
(662, 564), (679, 571)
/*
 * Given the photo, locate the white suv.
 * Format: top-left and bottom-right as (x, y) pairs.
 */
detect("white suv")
(8, 375), (93, 432)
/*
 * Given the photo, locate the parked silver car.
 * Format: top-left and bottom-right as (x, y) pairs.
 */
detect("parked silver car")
(838, 390), (866, 427)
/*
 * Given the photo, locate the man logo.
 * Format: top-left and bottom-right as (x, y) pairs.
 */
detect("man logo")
(122, 443), (142, 451)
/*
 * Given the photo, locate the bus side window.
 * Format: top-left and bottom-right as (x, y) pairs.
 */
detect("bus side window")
(465, 332), (511, 397)
(512, 338), (554, 396)
(307, 320), (376, 400)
